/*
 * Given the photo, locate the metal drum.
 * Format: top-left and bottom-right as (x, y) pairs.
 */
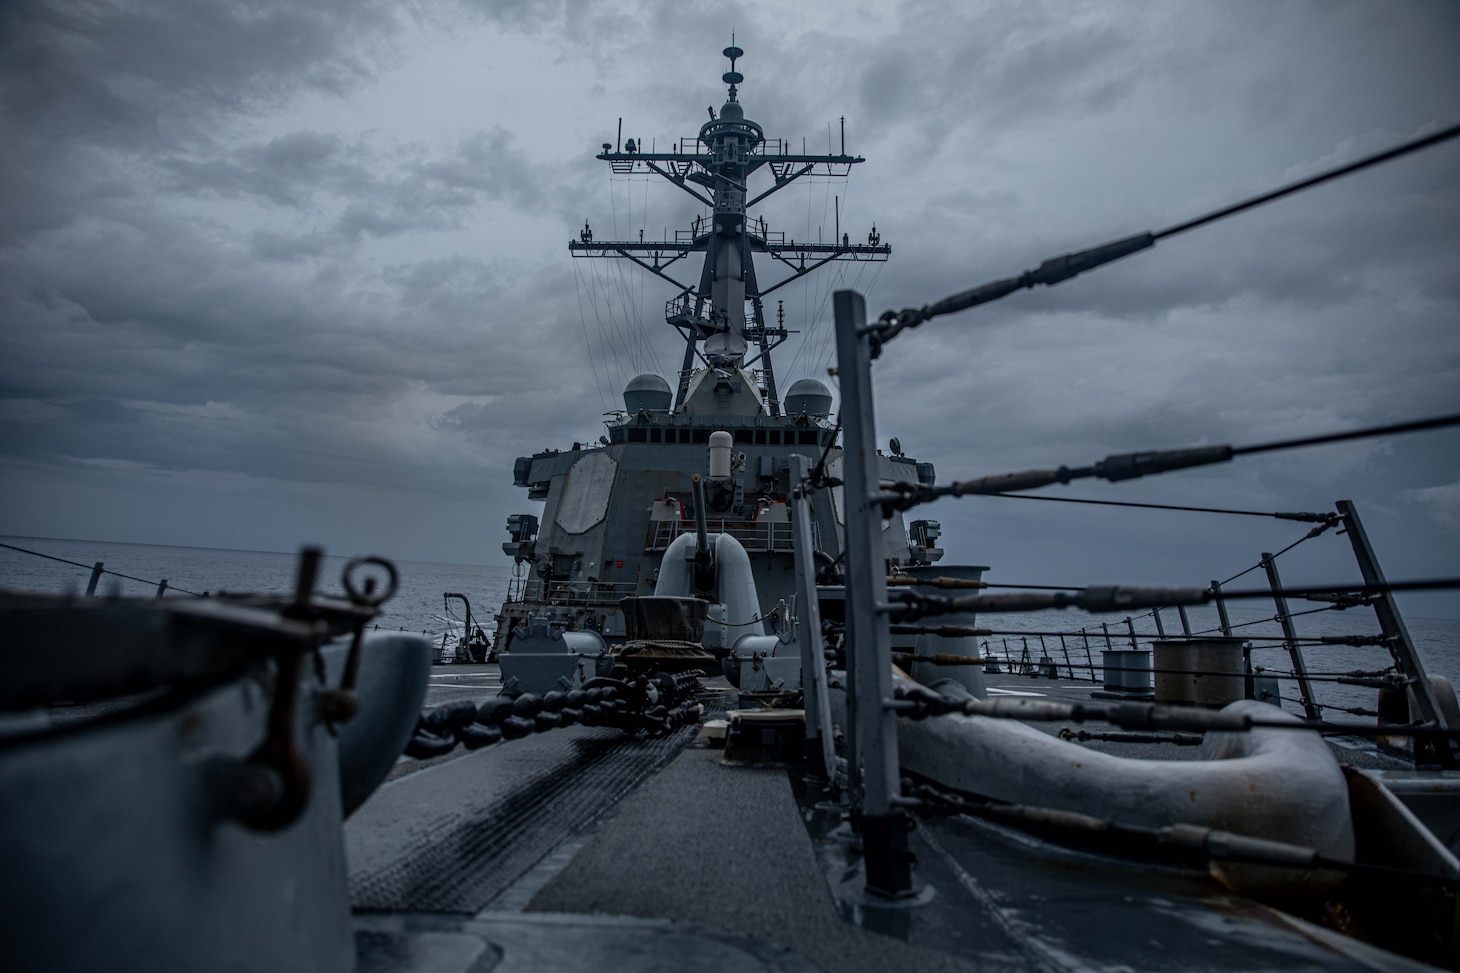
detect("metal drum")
(1152, 640), (1197, 705)
(1101, 649), (1151, 694)
(901, 564), (990, 699)
(1153, 637), (1246, 708)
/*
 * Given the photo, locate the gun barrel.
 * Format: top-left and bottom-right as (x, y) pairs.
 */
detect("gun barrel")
(691, 475), (711, 564)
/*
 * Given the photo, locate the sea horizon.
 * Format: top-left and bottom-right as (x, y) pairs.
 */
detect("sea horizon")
(5, 531), (1458, 624)
(0, 532), (500, 571)
(5, 533), (1456, 723)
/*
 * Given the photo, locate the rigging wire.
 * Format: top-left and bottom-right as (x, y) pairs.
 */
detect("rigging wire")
(0, 541), (205, 597)
(869, 121), (1460, 342)
(609, 259), (643, 372)
(1186, 601), (1364, 637)
(1213, 520), (1337, 588)
(1233, 413), (1460, 459)
(587, 260), (632, 396)
(618, 178), (653, 371)
(1154, 121), (1460, 242)
(571, 263), (610, 411)
(591, 259), (635, 387)
(978, 492), (1333, 521)
(603, 176), (644, 378)
(585, 261), (619, 387)
(876, 412), (1460, 513)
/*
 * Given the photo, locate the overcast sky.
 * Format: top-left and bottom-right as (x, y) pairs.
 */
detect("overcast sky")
(2, 1), (1457, 617)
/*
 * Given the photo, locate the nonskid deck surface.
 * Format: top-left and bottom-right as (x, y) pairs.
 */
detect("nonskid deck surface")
(348, 665), (1414, 972)
(349, 721), (694, 913)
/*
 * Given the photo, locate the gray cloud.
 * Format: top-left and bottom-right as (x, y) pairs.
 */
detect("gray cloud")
(1406, 476), (1460, 534)
(0, 0), (1457, 615)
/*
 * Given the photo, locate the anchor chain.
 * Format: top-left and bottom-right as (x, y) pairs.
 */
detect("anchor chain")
(404, 671), (705, 759)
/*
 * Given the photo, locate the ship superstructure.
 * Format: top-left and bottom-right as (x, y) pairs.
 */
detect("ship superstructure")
(494, 47), (945, 647)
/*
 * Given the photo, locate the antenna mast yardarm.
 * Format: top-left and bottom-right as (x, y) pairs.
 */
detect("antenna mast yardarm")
(569, 46), (889, 414)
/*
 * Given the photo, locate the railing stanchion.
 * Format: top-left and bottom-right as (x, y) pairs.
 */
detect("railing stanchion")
(1210, 580), (1234, 637)
(85, 562), (104, 597)
(834, 289), (914, 898)
(790, 454), (837, 782)
(1210, 578), (1248, 695)
(1337, 500), (1456, 765)
(1261, 552), (1322, 721)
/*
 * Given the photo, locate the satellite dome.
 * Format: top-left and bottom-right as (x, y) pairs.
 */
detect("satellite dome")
(719, 100), (744, 122)
(784, 378), (833, 417)
(623, 373), (672, 413)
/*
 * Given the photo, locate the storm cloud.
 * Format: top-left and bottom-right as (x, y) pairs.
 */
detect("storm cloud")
(1, 0), (1457, 616)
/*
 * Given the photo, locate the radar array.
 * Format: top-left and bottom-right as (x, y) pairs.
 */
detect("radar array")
(571, 46), (888, 415)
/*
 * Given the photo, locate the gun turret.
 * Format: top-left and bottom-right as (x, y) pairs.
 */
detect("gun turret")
(690, 474), (716, 591)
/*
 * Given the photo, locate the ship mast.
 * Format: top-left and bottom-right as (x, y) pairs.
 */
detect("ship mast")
(569, 45), (890, 415)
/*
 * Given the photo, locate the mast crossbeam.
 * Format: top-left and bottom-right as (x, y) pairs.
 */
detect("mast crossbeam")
(578, 48), (883, 395)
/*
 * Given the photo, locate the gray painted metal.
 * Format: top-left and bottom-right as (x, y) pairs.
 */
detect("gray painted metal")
(834, 288), (912, 897)
(783, 378), (833, 418)
(654, 531), (766, 652)
(902, 564), (988, 699)
(498, 617), (612, 694)
(335, 634), (436, 817)
(0, 628), (432, 973)
(1151, 638), (1245, 708)
(1261, 552), (1323, 721)
(2, 676), (353, 973)
(1102, 649), (1152, 694)
(727, 632), (803, 692)
(1211, 579), (1235, 637)
(890, 690), (1356, 897)
(555, 450), (618, 534)
(623, 372), (672, 413)
(1337, 499), (1457, 764)
(791, 454), (836, 779)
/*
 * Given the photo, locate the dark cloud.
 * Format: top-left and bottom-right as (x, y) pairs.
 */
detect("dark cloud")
(0, 0), (1456, 610)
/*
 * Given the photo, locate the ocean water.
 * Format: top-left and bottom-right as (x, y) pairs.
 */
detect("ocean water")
(0, 536), (514, 643)
(4, 534), (1456, 725)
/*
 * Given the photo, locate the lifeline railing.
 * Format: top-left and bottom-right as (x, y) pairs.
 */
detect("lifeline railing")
(0, 540), (472, 648)
(892, 496), (1426, 728)
(793, 121), (1460, 899)
(645, 517), (810, 553)
(0, 540), (203, 597)
(514, 578), (637, 607)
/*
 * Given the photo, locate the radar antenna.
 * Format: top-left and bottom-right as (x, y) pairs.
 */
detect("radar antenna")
(569, 46), (890, 414)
